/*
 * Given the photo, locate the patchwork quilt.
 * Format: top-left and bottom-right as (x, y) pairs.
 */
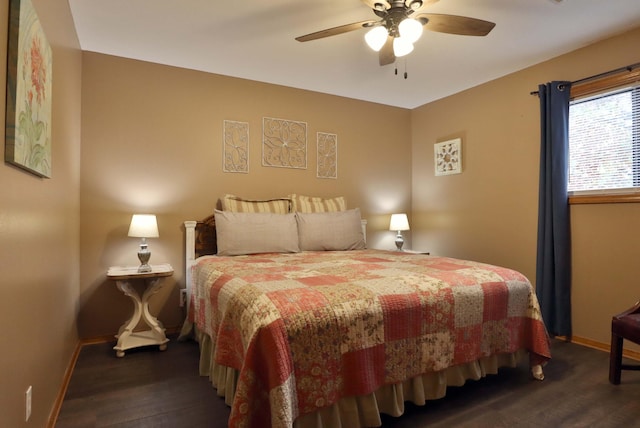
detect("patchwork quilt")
(189, 250), (550, 427)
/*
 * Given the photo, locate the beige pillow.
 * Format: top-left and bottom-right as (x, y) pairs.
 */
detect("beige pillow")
(289, 194), (346, 213)
(215, 210), (299, 256)
(221, 194), (291, 213)
(296, 209), (366, 251)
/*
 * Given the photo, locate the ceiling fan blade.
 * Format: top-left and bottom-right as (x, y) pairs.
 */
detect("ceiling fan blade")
(379, 36), (395, 66)
(295, 20), (377, 42)
(415, 13), (496, 36)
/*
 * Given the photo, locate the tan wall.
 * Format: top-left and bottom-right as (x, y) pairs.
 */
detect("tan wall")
(79, 52), (412, 338)
(0, 0), (81, 426)
(412, 26), (640, 349)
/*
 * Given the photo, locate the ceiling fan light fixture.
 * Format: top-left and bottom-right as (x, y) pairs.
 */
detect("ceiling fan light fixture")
(365, 26), (388, 51)
(373, 2), (386, 11)
(399, 18), (423, 43)
(393, 36), (414, 57)
(408, 0), (423, 11)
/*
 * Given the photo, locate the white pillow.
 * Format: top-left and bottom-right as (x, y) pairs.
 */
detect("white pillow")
(296, 208), (366, 251)
(214, 210), (299, 256)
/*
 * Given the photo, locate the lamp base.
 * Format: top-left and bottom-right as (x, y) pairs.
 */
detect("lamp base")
(137, 239), (152, 272)
(395, 232), (405, 251)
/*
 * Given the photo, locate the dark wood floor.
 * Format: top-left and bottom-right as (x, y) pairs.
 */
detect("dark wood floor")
(55, 336), (640, 427)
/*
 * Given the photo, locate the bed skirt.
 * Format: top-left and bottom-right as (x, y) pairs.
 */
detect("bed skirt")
(181, 322), (526, 428)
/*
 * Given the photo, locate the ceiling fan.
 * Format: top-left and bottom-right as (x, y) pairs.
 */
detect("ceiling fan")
(296, 0), (496, 66)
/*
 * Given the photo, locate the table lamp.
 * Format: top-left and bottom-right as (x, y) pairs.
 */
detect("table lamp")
(128, 214), (159, 272)
(389, 213), (410, 251)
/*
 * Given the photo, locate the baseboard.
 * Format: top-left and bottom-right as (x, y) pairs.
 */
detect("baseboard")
(556, 335), (640, 361)
(47, 326), (183, 427)
(47, 341), (82, 428)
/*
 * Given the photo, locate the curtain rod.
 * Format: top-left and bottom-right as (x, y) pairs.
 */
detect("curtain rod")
(529, 61), (640, 96)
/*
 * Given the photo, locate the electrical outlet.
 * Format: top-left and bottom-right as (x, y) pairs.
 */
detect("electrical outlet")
(179, 289), (187, 307)
(25, 385), (32, 422)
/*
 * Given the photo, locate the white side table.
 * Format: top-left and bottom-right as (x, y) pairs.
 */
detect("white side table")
(107, 264), (174, 357)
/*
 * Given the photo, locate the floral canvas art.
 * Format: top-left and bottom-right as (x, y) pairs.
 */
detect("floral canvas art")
(5, 0), (53, 178)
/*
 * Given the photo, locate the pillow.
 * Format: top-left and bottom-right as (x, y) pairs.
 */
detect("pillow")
(296, 208), (366, 251)
(221, 194), (291, 214)
(195, 213), (217, 257)
(214, 210), (299, 256)
(289, 194), (346, 213)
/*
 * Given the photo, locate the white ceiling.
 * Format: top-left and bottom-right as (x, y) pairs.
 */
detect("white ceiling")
(68, 0), (640, 109)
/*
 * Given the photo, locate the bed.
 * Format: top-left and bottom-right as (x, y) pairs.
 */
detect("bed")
(180, 194), (550, 428)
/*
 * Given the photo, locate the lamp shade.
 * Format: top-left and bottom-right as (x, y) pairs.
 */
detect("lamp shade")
(399, 18), (423, 43)
(365, 26), (388, 51)
(392, 37), (414, 57)
(128, 214), (159, 238)
(389, 213), (410, 231)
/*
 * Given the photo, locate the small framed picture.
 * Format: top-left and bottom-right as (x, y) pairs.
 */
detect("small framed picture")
(434, 138), (462, 176)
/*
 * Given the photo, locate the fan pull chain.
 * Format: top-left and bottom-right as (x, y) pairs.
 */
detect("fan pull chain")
(394, 60), (408, 79)
(393, 60), (409, 79)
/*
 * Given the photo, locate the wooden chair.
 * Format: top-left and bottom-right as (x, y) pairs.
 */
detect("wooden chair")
(609, 300), (640, 384)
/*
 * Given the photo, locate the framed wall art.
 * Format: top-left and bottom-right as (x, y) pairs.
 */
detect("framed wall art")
(434, 138), (462, 176)
(223, 120), (249, 173)
(262, 117), (307, 169)
(5, 0), (53, 178)
(317, 132), (337, 179)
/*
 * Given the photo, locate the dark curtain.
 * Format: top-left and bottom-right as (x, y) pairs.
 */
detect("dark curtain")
(536, 81), (572, 337)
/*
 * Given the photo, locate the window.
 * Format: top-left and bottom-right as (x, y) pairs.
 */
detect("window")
(567, 67), (640, 204)
(569, 86), (640, 192)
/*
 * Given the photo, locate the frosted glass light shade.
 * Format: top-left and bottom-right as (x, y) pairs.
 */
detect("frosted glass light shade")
(128, 214), (159, 238)
(365, 26), (388, 51)
(393, 37), (414, 57)
(399, 18), (423, 43)
(389, 213), (410, 231)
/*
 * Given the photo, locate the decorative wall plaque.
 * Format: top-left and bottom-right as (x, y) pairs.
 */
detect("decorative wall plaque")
(223, 120), (249, 173)
(434, 138), (462, 176)
(262, 117), (307, 169)
(317, 132), (337, 179)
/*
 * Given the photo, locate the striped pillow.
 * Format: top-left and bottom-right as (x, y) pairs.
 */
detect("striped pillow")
(289, 194), (346, 213)
(221, 194), (291, 214)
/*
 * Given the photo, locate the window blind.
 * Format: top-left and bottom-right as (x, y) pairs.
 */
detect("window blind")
(568, 84), (640, 193)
